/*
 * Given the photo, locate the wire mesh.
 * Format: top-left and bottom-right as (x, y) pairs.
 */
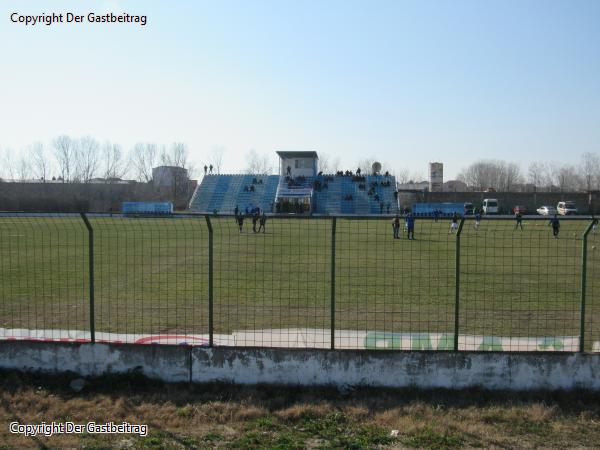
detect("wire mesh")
(586, 220), (600, 352)
(212, 216), (330, 348)
(460, 216), (586, 351)
(89, 215), (209, 344)
(0, 214), (89, 341)
(335, 217), (456, 350)
(0, 212), (598, 351)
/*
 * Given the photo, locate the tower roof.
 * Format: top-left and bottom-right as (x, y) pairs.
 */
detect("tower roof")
(276, 151), (318, 159)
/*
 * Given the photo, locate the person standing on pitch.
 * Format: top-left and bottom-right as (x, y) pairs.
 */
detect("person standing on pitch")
(549, 214), (560, 238)
(252, 211), (259, 233)
(237, 213), (244, 233)
(405, 212), (415, 240)
(474, 210), (482, 231)
(449, 212), (459, 234)
(258, 212), (267, 233)
(514, 211), (523, 230)
(392, 215), (400, 239)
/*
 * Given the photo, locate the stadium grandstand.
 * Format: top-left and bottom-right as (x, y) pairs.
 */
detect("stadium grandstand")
(188, 151), (398, 214)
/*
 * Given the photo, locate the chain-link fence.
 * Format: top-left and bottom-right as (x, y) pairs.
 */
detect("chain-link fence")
(0, 213), (598, 351)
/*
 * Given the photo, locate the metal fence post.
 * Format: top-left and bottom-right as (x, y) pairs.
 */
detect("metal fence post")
(205, 215), (214, 347)
(80, 213), (95, 343)
(330, 217), (337, 350)
(454, 218), (465, 351)
(579, 220), (594, 352)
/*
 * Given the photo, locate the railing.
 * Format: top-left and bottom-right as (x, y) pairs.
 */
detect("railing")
(0, 213), (598, 352)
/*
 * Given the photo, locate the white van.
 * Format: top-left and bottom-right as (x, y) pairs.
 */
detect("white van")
(482, 198), (499, 214)
(557, 201), (577, 215)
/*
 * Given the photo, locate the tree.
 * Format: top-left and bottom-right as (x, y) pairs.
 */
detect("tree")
(16, 154), (31, 181)
(53, 135), (75, 182)
(245, 149), (272, 175)
(357, 157), (387, 175)
(73, 136), (100, 183)
(131, 143), (158, 182)
(102, 142), (127, 180)
(457, 160), (523, 191)
(317, 153), (340, 174)
(580, 152), (600, 191)
(209, 145), (225, 174)
(551, 163), (582, 192)
(28, 142), (49, 182)
(1, 148), (16, 180)
(395, 168), (411, 184)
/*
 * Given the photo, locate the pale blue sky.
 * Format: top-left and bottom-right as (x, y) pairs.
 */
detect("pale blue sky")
(1, 0), (599, 179)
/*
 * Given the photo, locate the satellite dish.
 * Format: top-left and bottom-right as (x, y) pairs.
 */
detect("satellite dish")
(372, 162), (382, 174)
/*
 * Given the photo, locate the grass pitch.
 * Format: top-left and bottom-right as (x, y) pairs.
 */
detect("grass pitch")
(0, 214), (599, 349)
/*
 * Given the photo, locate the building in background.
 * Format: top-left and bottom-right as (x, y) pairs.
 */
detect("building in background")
(429, 162), (443, 192)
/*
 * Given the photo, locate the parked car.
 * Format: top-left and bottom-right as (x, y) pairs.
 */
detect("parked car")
(557, 201), (578, 215)
(482, 198), (499, 214)
(464, 202), (474, 215)
(536, 205), (557, 216)
(513, 205), (527, 214)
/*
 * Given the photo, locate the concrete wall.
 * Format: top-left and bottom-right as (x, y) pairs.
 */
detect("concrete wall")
(0, 181), (195, 212)
(397, 191), (600, 214)
(1, 341), (600, 390)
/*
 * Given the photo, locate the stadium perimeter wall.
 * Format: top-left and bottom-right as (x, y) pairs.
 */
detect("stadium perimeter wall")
(0, 182), (195, 212)
(399, 191), (600, 214)
(1, 341), (600, 390)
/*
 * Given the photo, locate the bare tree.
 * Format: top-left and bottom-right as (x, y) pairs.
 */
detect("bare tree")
(102, 142), (127, 180)
(131, 143), (158, 182)
(580, 152), (600, 191)
(28, 142), (49, 182)
(16, 154), (31, 181)
(317, 153), (341, 174)
(53, 135), (75, 182)
(209, 145), (225, 174)
(357, 157), (387, 175)
(458, 160), (522, 191)
(551, 163), (582, 192)
(396, 168), (411, 184)
(1, 148), (16, 180)
(73, 136), (100, 183)
(245, 149), (272, 175)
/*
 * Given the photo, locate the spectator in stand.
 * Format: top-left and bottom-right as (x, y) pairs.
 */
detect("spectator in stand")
(386, 203), (391, 214)
(209, 164), (213, 173)
(287, 165), (292, 176)
(392, 215), (401, 239)
(380, 202), (384, 214)
(204, 165), (208, 175)
(356, 167), (361, 175)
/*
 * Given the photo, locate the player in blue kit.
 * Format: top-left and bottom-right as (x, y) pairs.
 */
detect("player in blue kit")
(405, 212), (415, 240)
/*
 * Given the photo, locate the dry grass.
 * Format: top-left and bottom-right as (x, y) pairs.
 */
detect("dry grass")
(0, 369), (599, 449)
